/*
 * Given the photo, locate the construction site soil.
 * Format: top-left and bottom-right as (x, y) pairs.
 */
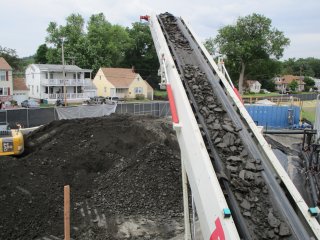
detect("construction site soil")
(0, 115), (185, 240)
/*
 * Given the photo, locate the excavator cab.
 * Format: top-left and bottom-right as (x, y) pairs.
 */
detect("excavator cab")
(0, 123), (24, 156)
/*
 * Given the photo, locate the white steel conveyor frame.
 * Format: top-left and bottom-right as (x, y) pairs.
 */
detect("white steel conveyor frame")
(148, 13), (240, 239)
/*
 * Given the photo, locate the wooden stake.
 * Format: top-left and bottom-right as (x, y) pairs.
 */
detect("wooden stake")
(64, 185), (70, 240)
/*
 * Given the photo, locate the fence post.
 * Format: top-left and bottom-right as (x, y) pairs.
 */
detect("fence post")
(27, 108), (29, 128)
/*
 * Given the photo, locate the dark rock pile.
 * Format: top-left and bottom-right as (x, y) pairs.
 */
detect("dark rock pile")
(0, 115), (183, 239)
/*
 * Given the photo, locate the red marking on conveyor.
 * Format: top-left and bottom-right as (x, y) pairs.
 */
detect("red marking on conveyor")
(210, 218), (225, 240)
(166, 84), (179, 123)
(233, 87), (243, 104)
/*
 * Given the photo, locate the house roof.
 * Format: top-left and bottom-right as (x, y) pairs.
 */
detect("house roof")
(246, 80), (261, 87)
(13, 78), (28, 91)
(33, 64), (91, 72)
(275, 75), (305, 85)
(0, 57), (12, 70)
(101, 68), (138, 88)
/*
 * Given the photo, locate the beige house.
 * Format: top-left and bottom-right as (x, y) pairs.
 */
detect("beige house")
(93, 68), (154, 100)
(274, 75), (305, 92)
(0, 57), (13, 102)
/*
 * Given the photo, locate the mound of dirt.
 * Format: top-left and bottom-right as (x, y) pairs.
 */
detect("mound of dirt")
(0, 114), (183, 239)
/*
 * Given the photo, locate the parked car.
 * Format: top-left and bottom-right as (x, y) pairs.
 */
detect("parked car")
(83, 96), (106, 105)
(21, 99), (40, 108)
(106, 96), (122, 103)
(56, 99), (65, 106)
(94, 96), (107, 104)
(261, 89), (270, 94)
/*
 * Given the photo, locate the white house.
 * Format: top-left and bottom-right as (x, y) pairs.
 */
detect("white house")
(311, 77), (320, 91)
(13, 78), (29, 105)
(0, 57), (13, 102)
(25, 64), (96, 104)
(245, 80), (261, 93)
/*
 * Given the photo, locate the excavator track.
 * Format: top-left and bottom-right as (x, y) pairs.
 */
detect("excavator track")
(158, 12), (314, 239)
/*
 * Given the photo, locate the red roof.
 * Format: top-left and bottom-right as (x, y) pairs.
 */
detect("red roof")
(13, 78), (29, 91)
(0, 57), (12, 70)
(275, 75), (305, 85)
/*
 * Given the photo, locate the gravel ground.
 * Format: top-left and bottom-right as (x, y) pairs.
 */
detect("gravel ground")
(0, 114), (184, 240)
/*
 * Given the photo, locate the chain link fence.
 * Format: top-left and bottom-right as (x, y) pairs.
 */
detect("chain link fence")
(0, 101), (171, 128)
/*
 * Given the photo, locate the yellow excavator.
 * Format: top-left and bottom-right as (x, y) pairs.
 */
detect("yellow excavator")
(0, 123), (24, 156)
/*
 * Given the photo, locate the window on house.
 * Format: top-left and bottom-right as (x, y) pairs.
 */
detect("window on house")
(116, 88), (126, 93)
(32, 73), (34, 79)
(0, 87), (8, 96)
(104, 87), (107, 93)
(0, 71), (6, 81)
(37, 86), (39, 93)
(50, 73), (53, 79)
(45, 72), (48, 79)
(73, 73), (76, 79)
(77, 73), (81, 79)
(134, 87), (143, 94)
(99, 76), (101, 80)
(32, 86), (34, 95)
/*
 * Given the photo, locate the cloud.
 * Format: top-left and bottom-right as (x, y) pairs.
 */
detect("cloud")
(0, 0), (319, 59)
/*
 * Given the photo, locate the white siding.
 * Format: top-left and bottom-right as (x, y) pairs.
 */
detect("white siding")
(25, 65), (41, 99)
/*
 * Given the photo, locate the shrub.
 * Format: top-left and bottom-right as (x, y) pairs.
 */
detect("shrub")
(135, 94), (145, 100)
(10, 100), (18, 106)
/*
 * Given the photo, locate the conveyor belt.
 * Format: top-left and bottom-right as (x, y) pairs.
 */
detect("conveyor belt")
(158, 12), (314, 239)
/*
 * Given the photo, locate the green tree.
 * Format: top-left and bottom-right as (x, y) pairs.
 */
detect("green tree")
(289, 80), (298, 92)
(203, 37), (215, 55)
(37, 13), (159, 85)
(34, 44), (48, 63)
(213, 13), (290, 93)
(122, 22), (159, 88)
(45, 13), (86, 65)
(0, 46), (21, 71)
(282, 57), (320, 77)
(304, 76), (315, 91)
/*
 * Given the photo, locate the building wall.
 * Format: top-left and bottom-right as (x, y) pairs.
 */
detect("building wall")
(13, 90), (28, 105)
(0, 69), (13, 101)
(128, 75), (148, 98)
(93, 68), (115, 97)
(249, 82), (261, 93)
(25, 65), (41, 99)
(43, 71), (85, 80)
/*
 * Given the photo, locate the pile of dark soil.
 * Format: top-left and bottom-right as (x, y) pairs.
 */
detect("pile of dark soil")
(0, 115), (183, 239)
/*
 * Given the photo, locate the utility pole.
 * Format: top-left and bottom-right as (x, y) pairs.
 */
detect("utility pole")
(61, 38), (67, 106)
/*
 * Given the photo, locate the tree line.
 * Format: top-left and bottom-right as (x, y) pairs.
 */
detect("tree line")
(1, 12), (320, 92)
(205, 13), (320, 93)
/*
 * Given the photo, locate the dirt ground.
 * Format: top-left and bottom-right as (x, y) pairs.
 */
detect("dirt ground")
(0, 114), (184, 240)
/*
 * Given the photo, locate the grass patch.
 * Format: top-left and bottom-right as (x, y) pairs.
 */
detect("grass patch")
(242, 92), (280, 98)
(301, 108), (315, 123)
(154, 90), (168, 97)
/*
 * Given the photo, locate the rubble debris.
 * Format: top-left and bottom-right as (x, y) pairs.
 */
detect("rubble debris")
(0, 115), (183, 239)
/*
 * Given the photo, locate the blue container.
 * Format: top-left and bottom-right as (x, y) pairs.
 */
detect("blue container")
(245, 105), (300, 129)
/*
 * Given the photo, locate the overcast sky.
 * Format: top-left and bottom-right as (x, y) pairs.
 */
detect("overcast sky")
(1, 0), (319, 60)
